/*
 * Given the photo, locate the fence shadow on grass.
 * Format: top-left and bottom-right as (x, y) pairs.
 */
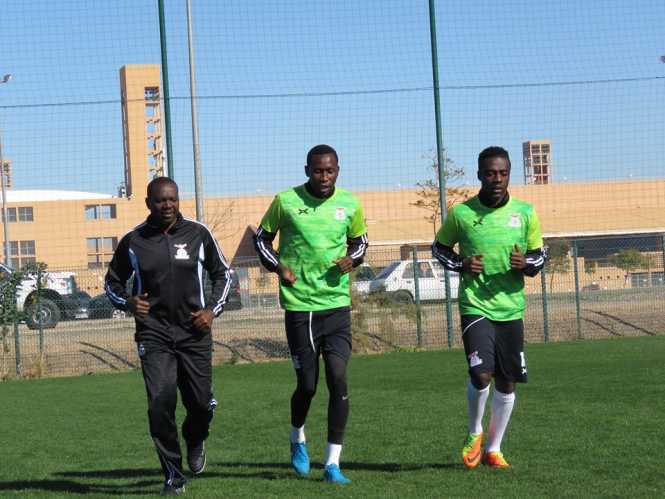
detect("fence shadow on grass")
(212, 460), (461, 472)
(0, 478), (153, 496)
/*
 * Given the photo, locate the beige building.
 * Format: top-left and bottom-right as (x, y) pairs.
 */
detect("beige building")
(0, 65), (663, 296)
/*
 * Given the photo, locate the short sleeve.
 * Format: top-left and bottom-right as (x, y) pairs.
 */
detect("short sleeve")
(526, 209), (543, 250)
(435, 208), (459, 246)
(347, 202), (367, 238)
(260, 196), (282, 233)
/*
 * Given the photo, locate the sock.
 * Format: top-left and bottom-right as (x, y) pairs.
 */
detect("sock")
(486, 389), (516, 453)
(290, 425), (306, 444)
(324, 442), (342, 466)
(467, 380), (490, 435)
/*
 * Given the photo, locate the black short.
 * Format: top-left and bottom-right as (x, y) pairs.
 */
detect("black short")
(461, 315), (527, 383)
(285, 307), (352, 369)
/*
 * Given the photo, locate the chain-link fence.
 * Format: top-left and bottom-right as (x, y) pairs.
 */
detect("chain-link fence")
(2, 233), (662, 377)
(1, 1), (664, 377)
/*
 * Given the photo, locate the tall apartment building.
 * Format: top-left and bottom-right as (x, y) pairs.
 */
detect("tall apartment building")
(1, 159), (12, 189)
(522, 140), (552, 184)
(119, 64), (164, 198)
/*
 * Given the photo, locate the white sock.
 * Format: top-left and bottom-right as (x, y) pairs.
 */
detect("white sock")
(324, 443), (342, 466)
(290, 425), (306, 444)
(467, 380), (490, 435)
(486, 389), (515, 453)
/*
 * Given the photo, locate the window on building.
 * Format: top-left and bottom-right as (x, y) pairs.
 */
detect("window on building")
(87, 237), (118, 269)
(6, 207), (16, 223)
(85, 204), (117, 220)
(18, 207), (33, 222)
(9, 240), (36, 269)
(145, 87), (159, 101)
(5, 206), (33, 223)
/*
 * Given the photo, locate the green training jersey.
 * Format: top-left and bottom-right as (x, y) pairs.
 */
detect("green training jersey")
(260, 184), (367, 311)
(436, 195), (543, 321)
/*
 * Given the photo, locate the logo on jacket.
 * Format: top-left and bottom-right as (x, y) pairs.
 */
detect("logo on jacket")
(335, 207), (346, 220)
(174, 244), (189, 260)
(137, 343), (146, 358)
(298, 208), (309, 215)
(509, 214), (521, 228)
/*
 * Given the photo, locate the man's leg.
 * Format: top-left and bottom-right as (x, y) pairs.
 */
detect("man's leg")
(285, 311), (320, 475)
(177, 332), (215, 475)
(484, 319), (525, 468)
(139, 341), (187, 491)
(320, 308), (352, 484)
(461, 315), (495, 469)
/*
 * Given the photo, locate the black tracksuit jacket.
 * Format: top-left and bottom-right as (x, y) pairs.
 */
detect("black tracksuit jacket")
(105, 214), (231, 341)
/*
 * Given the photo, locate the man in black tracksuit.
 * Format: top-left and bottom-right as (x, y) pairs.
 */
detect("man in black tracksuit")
(105, 177), (231, 496)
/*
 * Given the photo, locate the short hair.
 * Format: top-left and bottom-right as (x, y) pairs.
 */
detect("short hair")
(478, 146), (511, 171)
(306, 144), (338, 166)
(147, 176), (178, 199)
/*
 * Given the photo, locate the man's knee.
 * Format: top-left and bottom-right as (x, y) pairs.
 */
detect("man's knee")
(295, 374), (317, 399)
(470, 371), (492, 390)
(495, 377), (515, 394)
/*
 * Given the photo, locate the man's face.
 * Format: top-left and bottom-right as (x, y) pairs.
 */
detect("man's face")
(305, 153), (339, 198)
(146, 183), (179, 226)
(478, 156), (510, 206)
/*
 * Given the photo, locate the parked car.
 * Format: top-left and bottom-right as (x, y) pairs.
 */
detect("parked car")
(368, 259), (459, 303)
(87, 269), (242, 319)
(351, 263), (376, 296)
(0, 262), (89, 329)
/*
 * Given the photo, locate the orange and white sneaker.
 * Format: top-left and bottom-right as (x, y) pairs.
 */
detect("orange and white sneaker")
(482, 451), (510, 468)
(462, 433), (483, 469)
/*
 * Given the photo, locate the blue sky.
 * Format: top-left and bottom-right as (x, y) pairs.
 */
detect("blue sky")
(0, 0), (663, 197)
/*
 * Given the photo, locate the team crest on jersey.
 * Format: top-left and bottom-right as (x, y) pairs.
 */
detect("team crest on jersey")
(137, 343), (146, 358)
(335, 207), (346, 220)
(508, 214), (521, 228)
(174, 244), (189, 260)
(468, 350), (483, 368)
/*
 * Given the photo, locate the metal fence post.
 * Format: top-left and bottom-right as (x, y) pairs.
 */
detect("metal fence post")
(540, 266), (549, 342)
(661, 234), (665, 281)
(37, 266), (44, 353)
(572, 241), (582, 339)
(13, 320), (21, 376)
(412, 246), (423, 348)
(428, 0), (454, 348)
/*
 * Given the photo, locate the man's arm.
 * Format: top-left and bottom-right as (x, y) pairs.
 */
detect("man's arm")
(105, 235), (135, 311)
(335, 233), (369, 274)
(523, 247), (547, 277)
(432, 241), (483, 274)
(253, 226), (280, 273)
(202, 228), (232, 318)
(432, 241), (465, 272)
(522, 209), (546, 277)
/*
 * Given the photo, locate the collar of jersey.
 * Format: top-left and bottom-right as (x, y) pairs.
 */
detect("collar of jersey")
(145, 212), (184, 234)
(299, 183), (338, 204)
(473, 193), (512, 212)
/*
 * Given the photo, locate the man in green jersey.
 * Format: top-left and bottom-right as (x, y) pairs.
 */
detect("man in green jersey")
(432, 146), (546, 469)
(253, 144), (368, 484)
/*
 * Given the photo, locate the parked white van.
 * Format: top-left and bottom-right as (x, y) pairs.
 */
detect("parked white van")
(368, 259), (459, 303)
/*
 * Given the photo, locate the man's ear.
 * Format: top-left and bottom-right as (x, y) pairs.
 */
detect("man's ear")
(304, 164), (311, 178)
(145, 197), (150, 210)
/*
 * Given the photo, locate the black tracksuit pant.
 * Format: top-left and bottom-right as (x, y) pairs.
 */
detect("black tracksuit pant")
(138, 328), (215, 488)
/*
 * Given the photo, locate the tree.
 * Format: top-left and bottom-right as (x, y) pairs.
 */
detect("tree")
(204, 199), (236, 241)
(410, 152), (469, 236)
(610, 249), (648, 287)
(545, 239), (571, 293)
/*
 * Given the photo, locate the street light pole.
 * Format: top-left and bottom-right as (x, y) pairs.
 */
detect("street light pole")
(0, 74), (12, 266)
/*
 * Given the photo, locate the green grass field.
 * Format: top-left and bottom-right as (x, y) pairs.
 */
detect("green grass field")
(0, 336), (663, 498)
